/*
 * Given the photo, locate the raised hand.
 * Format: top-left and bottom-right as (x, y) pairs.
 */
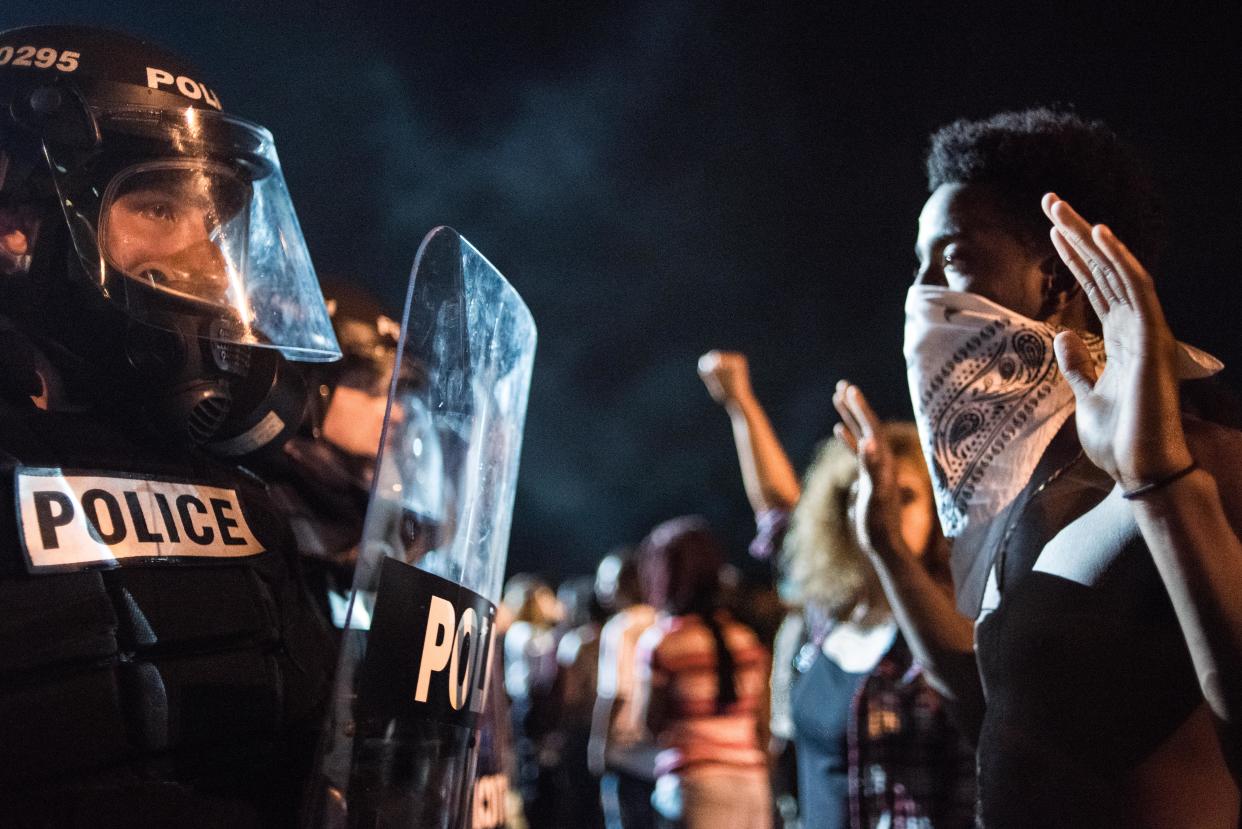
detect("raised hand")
(697, 350), (754, 406)
(1042, 193), (1193, 490)
(832, 380), (910, 559)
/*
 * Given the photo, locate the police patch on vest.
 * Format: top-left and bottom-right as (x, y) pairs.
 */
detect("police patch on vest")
(356, 558), (496, 731)
(15, 467), (264, 571)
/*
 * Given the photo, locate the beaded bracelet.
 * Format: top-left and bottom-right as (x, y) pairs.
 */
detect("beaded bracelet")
(1121, 459), (1200, 500)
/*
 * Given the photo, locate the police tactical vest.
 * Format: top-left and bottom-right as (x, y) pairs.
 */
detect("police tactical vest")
(0, 400), (335, 828)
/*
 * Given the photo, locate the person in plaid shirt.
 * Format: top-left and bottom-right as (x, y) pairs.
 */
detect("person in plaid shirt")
(701, 354), (975, 828)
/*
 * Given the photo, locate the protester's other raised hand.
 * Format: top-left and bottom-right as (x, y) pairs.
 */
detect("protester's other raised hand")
(697, 350), (754, 406)
(832, 380), (910, 559)
(1042, 193), (1193, 490)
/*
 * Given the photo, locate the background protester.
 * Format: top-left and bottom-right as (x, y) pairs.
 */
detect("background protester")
(697, 351), (801, 565)
(775, 431), (974, 828)
(702, 353), (975, 827)
(503, 574), (564, 827)
(476, 604), (522, 829)
(549, 575), (609, 829)
(633, 517), (772, 829)
(591, 552), (660, 829)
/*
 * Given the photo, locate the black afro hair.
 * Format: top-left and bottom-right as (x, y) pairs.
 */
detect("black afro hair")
(926, 107), (1165, 268)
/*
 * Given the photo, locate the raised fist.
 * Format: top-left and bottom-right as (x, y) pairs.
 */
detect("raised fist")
(698, 350), (753, 406)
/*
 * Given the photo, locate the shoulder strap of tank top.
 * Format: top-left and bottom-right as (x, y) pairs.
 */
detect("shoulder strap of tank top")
(951, 420), (1086, 616)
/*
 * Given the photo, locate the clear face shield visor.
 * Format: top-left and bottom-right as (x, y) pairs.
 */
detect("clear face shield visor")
(98, 160), (249, 310)
(44, 106), (341, 363)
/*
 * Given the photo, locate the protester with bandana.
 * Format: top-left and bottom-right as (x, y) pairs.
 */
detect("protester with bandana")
(833, 108), (1240, 828)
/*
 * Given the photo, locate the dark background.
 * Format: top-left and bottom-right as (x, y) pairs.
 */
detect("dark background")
(9, 2), (1242, 581)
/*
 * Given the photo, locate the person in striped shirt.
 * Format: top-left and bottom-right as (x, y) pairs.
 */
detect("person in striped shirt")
(633, 516), (772, 829)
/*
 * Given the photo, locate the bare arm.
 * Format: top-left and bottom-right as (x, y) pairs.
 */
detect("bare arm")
(633, 637), (667, 740)
(754, 659), (772, 761)
(699, 351), (801, 513)
(1131, 458), (1242, 730)
(1046, 194), (1242, 771)
(767, 614), (802, 752)
(589, 620), (619, 776)
(833, 381), (983, 735)
(588, 693), (615, 777)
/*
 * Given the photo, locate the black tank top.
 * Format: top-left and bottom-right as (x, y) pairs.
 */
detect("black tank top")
(967, 426), (1201, 827)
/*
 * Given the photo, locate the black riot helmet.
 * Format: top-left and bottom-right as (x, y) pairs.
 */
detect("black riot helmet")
(0, 25), (341, 451)
(309, 278), (403, 438)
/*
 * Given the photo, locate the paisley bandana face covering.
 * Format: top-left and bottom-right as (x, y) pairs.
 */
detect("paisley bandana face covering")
(904, 285), (1222, 538)
(904, 285), (1100, 537)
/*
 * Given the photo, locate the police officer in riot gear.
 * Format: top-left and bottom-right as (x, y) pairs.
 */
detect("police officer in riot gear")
(272, 281), (524, 827)
(270, 280), (402, 625)
(0, 24), (341, 827)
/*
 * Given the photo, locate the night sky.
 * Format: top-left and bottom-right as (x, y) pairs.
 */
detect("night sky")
(10, 2), (1242, 581)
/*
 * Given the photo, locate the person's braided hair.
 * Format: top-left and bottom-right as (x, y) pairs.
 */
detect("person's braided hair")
(640, 516), (739, 712)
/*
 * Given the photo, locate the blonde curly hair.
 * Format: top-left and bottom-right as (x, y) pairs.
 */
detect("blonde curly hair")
(780, 422), (936, 623)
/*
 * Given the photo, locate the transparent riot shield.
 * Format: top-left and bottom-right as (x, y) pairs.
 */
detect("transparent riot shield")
(306, 228), (536, 829)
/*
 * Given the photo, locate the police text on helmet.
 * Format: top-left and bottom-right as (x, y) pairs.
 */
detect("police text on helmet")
(145, 67), (222, 110)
